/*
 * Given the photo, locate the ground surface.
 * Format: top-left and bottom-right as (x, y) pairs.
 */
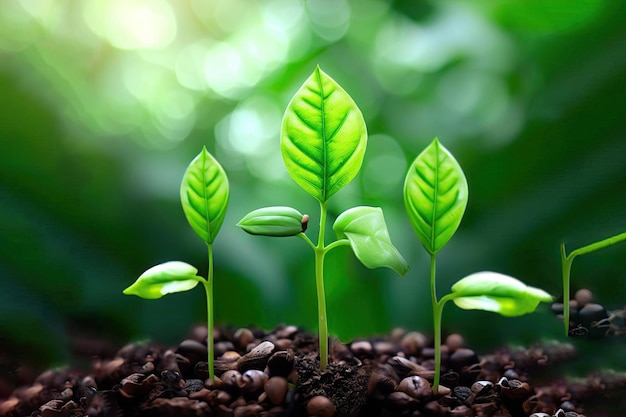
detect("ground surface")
(1, 324), (625, 417)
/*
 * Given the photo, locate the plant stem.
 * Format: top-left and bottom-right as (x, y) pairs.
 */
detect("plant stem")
(429, 253), (441, 392)
(560, 243), (572, 336)
(203, 243), (215, 382)
(560, 230), (626, 336)
(316, 201), (329, 369)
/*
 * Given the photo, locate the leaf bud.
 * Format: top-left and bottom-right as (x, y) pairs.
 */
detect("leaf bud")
(237, 206), (307, 237)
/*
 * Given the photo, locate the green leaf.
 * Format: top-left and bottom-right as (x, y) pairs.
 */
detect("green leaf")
(237, 206), (307, 237)
(123, 261), (203, 299)
(333, 206), (409, 276)
(404, 138), (468, 254)
(180, 147), (229, 244)
(281, 66), (367, 203)
(450, 272), (553, 317)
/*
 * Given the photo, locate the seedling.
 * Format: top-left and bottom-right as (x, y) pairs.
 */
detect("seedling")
(560, 231), (626, 336)
(403, 138), (552, 391)
(238, 66), (409, 369)
(123, 147), (229, 382)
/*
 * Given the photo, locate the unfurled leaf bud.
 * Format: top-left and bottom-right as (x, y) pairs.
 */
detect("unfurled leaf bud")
(237, 206), (306, 237)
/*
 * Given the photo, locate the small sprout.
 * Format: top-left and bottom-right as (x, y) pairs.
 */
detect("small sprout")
(123, 146), (229, 383)
(404, 138), (552, 391)
(238, 66), (408, 369)
(560, 230), (626, 335)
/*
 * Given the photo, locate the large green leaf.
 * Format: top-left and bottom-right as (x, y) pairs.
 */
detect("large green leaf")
(123, 261), (203, 299)
(281, 66), (367, 203)
(404, 138), (468, 254)
(333, 206), (409, 276)
(450, 272), (553, 317)
(180, 147), (229, 244)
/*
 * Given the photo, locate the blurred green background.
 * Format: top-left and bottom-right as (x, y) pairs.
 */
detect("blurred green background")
(1, 0), (625, 379)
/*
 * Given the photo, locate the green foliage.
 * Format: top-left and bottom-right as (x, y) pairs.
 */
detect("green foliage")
(448, 272), (553, 317)
(180, 146), (230, 244)
(122, 261), (202, 299)
(123, 148), (229, 382)
(560, 231), (626, 335)
(404, 138), (552, 391)
(404, 138), (468, 254)
(239, 66), (406, 369)
(281, 65), (367, 203)
(237, 206), (306, 237)
(333, 206), (409, 275)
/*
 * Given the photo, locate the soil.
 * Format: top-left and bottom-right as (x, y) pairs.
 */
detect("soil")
(1, 322), (625, 417)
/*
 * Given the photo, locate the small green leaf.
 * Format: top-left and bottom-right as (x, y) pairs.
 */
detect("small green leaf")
(281, 66), (367, 203)
(180, 147), (229, 244)
(450, 272), (553, 317)
(237, 206), (307, 237)
(333, 206), (409, 276)
(123, 261), (203, 299)
(404, 138), (468, 254)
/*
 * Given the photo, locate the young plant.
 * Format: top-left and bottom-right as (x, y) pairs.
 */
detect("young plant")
(237, 66), (409, 369)
(560, 230), (626, 336)
(123, 147), (229, 382)
(403, 138), (552, 391)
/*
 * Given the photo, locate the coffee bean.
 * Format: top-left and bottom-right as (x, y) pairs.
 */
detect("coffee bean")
(239, 369), (267, 395)
(233, 403), (264, 417)
(445, 334), (465, 352)
(386, 391), (418, 410)
(234, 328), (255, 349)
(574, 288), (593, 306)
(307, 395), (335, 417)
(266, 350), (294, 378)
(264, 376), (288, 405)
(400, 331), (427, 356)
(350, 340), (373, 357)
(176, 340), (208, 364)
(397, 376), (432, 401)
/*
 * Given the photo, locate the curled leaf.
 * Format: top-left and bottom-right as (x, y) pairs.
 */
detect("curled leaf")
(180, 147), (229, 244)
(404, 138), (468, 254)
(450, 272), (553, 317)
(333, 206), (409, 276)
(123, 261), (203, 299)
(281, 66), (367, 203)
(237, 206), (307, 237)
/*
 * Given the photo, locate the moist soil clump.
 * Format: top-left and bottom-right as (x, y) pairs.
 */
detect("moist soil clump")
(1, 325), (625, 417)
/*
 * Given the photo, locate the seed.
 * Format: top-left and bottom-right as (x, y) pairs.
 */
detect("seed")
(234, 328), (255, 349)
(574, 288), (593, 306)
(266, 350), (294, 378)
(239, 369), (268, 395)
(176, 339), (208, 364)
(264, 376), (288, 405)
(306, 395), (335, 417)
(233, 404), (264, 417)
(397, 376), (432, 401)
(238, 341), (275, 373)
(386, 391), (418, 410)
(350, 340), (373, 357)
(445, 334), (465, 352)
(400, 331), (427, 356)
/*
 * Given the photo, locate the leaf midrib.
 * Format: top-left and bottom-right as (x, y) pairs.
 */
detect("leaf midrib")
(201, 151), (212, 241)
(315, 67), (328, 202)
(430, 142), (439, 253)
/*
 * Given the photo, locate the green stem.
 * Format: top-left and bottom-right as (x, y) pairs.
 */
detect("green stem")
(203, 243), (215, 382)
(316, 201), (329, 369)
(560, 230), (626, 336)
(560, 243), (572, 336)
(433, 293), (456, 393)
(429, 253), (441, 392)
(325, 238), (350, 253)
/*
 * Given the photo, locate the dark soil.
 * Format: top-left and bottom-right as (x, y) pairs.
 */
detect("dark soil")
(1, 324), (625, 417)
